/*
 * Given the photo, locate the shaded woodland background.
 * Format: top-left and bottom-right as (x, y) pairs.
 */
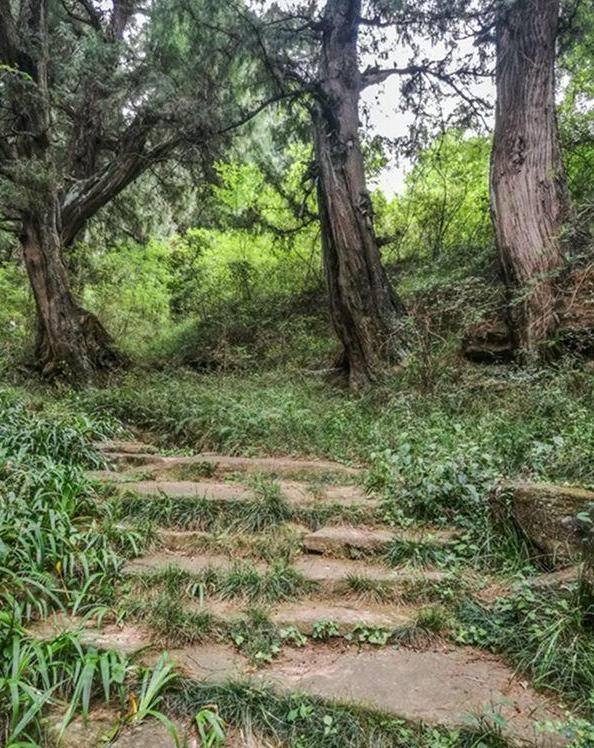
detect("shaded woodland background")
(0, 0), (592, 387)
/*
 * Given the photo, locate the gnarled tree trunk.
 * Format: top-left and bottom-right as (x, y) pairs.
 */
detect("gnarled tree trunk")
(21, 200), (120, 380)
(3, 0), (123, 381)
(491, 0), (570, 360)
(313, 0), (406, 390)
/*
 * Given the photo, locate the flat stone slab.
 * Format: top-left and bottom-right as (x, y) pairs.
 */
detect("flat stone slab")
(138, 453), (360, 479)
(303, 526), (394, 554)
(120, 480), (252, 501)
(35, 618), (565, 745)
(294, 555), (445, 586)
(270, 601), (414, 633)
(124, 551), (250, 576)
(303, 525), (458, 556)
(31, 616), (150, 656)
(116, 479), (376, 510)
(172, 642), (565, 746)
(96, 440), (159, 455)
(158, 526), (306, 553)
(280, 481), (377, 507)
(264, 645), (565, 746)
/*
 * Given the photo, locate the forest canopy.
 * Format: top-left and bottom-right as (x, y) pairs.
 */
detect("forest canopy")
(0, 0), (592, 384)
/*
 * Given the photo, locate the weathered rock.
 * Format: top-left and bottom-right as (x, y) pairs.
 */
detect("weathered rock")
(96, 440), (159, 455)
(500, 482), (594, 567)
(303, 525), (457, 557)
(303, 526), (394, 555)
(172, 643), (566, 747)
(270, 600), (414, 634)
(462, 320), (514, 363)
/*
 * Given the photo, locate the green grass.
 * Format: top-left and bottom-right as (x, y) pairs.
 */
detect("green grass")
(3, 357), (594, 740)
(340, 575), (399, 603)
(164, 680), (515, 747)
(454, 583), (594, 706)
(0, 390), (163, 743)
(130, 560), (315, 606)
(131, 592), (216, 646)
(218, 561), (313, 603)
(385, 537), (453, 568)
(162, 525), (303, 562)
(74, 363), (594, 542)
(74, 365), (594, 480)
(118, 491), (377, 532)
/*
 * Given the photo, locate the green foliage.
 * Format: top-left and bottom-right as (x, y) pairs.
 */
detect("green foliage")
(193, 705), (226, 747)
(81, 364), (594, 531)
(0, 265), (31, 376)
(165, 680), (515, 748)
(83, 240), (174, 356)
(559, 0), (594, 209)
(228, 609), (283, 665)
(455, 584), (594, 705)
(0, 391), (160, 743)
(0, 630), (127, 746)
(311, 620), (340, 641)
(377, 131), (493, 264)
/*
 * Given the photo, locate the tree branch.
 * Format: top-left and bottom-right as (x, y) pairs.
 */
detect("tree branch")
(360, 65), (425, 89)
(61, 119), (182, 245)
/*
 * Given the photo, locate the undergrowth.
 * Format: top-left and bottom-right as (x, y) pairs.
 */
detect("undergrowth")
(0, 389), (157, 745)
(454, 582), (594, 707)
(165, 680), (512, 748)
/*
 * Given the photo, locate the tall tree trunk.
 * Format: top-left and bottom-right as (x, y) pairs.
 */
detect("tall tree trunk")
(21, 199), (121, 380)
(5, 0), (122, 381)
(313, 0), (406, 390)
(491, 0), (570, 360)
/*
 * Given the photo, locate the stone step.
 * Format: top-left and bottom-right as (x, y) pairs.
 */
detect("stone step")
(33, 619), (565, 746)
(269, 600), (413, 634)
(116, 479), (376, 509)
(96, 440), (159, 455)
(158, 525), (305, 555)
(103, 451), (360, 480)
(303, 525), (458, 557)
(182, 597), (416, 635)
(120, 480), (252, 501)
(124, 550), (445, 593)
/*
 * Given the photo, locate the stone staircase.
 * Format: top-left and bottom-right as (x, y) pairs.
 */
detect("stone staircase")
(43, 440), (567, 747)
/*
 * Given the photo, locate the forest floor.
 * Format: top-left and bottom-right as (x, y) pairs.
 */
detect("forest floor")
(3, 365), (594, 747)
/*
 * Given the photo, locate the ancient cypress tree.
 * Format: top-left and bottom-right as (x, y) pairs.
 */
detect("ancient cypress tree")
(490, 0), (571, 359)
(0, 0), (245, 379)
(249, 0), (490, 387)
(312, 0), (407, 389)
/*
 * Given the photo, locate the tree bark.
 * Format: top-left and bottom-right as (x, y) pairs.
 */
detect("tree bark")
(313, 0), (406, 389)
(21, 200), (121, 380)
(491, 0), (570, 360)
(2, 0), (125, 381)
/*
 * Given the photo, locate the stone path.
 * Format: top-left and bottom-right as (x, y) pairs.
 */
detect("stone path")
(44, 440), (567, 746)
